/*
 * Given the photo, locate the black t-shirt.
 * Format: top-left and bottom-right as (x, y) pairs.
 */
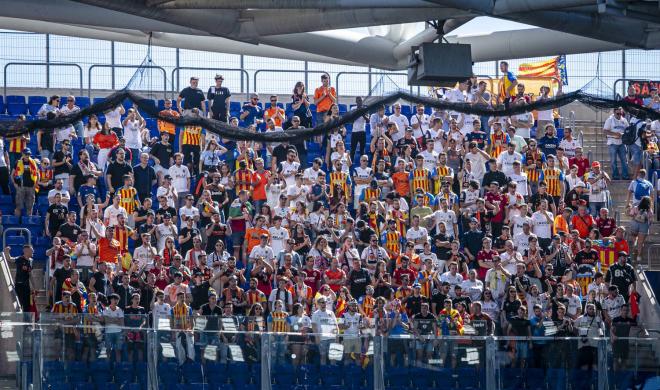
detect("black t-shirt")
(179, 87), (205, 110)
(482, 170), (508, 188)
(133, 164), (157, 196)
(510, 274), (532, 293)
(413, 312), (436, 335)
(272, 145), (298, 168)
(40, 130), (54, 152)
(347, 268), (371, 299)
(508, 316), (530, 336)
(190, 281), (211, 310)
(124, 306), (147, 328)
(433, 233), (453, 261)
(70, 163), (97, 192)
(502, 298), (522, 320)
(551, 296), (570, 321)
(179, 227), (201, 256)
(53, 267), (72, 302)
(200, 303), (223, 330)
(453, 296), (472, 314)
(156, 206), (177, 222)
(53, 150), (72, 176)
(530, 192), (554, 211)
(91, 271), (109, 296)
(14, 257), (32, 285)
(431, 291), (449, 315)
(575, 249), (599, 266)
(612, 316), (636, 338)
(106, 161), (133, 191)
(137, 222), (157, 247)
(150, 142), (174, 169)
(207, 86), (231, 114)
(205, 222), (228, 252)
(47, 204), (68, 234)
(406, 295), (428, 316)
(58, 223), (82, 243)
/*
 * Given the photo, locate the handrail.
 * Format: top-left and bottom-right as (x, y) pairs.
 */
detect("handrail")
(646, 243), (660, 271)
(1, 228), (31, 313)
(335, 71), (409, 97)
(171, 66), (250, 99)
(88, 64), (167, 98)
(254, 69), (329, 94)
(0, 249), (20, 312)
(653, 170), (658, 222)
(4, 62), (83, 98)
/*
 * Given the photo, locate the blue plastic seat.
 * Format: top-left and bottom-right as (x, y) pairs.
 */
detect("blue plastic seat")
(181, 361), (203, 384)
(7, 95), (28, 116)
(0, 96), (4, 114)
(6, 236), (26, 246)
(93, 97), (106, 106)
(75, 96), (90, 109)
(28, 96), (47, 115)
(1, 215), (20, 226)
(22, 215), (44, 226)
(0, 195), (12, 205)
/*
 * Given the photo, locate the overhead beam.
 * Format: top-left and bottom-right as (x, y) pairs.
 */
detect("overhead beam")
(155, 0), (438, 9)
(491, 0), (598, 15)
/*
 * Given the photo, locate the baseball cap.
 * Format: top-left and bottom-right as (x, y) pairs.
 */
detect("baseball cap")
(215, 74), (224, 80)
(575, 182), (586, 188)
(592, 161), (601, 168)
(470, 217), (478, 223)
(164, 174), (172, 180)
(22, 148), (31, 155)
(618, 251), (628, 257)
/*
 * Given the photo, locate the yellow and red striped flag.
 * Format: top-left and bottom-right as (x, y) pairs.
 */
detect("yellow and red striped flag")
(518, 56), (560, 78)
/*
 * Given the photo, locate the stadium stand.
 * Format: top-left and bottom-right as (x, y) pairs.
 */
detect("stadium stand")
(0, 70), (659, 390)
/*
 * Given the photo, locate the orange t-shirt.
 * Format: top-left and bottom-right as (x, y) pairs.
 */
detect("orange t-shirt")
(98, 237), (120, 263)
(314, 86), (336, 113)
(614, 239), (629, 254)
(245, 227), (269, 254)
(264, 107), (285, 127)
(554, 215), (569, 235)
(158, 109), (180, 135)
(571, 214), (595, 239)
(392, 171), (411, 197)
(252, 170), (270, 201)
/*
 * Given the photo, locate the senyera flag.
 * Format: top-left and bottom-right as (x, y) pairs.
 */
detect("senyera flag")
(518, 55), (568, 85)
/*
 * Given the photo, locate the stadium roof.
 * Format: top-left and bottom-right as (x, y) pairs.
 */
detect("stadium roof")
(1, 0), (659, 69)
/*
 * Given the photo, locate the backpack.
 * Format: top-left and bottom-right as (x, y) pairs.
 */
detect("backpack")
(622, 119), (643, 145)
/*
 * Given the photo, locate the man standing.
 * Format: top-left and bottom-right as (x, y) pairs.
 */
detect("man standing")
(313, 74), (336, 124)
(498, 61), (518, 107)
(603, 107), (630, 180)
(13, 148), (39, 217)
(207, 74), (231, 122)
(350, 96), (370, 159)
(605, 251), (636, 302)
(177, 76), (206, 116)
(133, 152), (157, 203)
(3, 245), (36, 312)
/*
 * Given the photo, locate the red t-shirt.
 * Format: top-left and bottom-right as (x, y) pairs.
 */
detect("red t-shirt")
(302, 268), (322, 296)
(571, 213), (595, 239)
(324, 268), (345, 293)
(476, 249), (498, 280)
(393, 267), (417, 286)
(251, 170), (270, 201)
(596, 217), (616, 238)
(484, 192), (507, 223)
(569, 157), (590, 177)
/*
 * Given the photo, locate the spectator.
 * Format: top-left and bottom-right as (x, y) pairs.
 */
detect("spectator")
(207, 74), (231, 122)
(627, 196), (652, 262)
(605, 251), (636, 302)
(177, 76), (206, 116)
(313, 74), (336, 125)
(603, 107), (630, 180)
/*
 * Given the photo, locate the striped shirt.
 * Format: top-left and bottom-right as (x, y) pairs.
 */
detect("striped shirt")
(171, 302), (193, 330)
(118, 186), (140, 214)
(234, 169), (254, 193)
(113, 225), (133, 252)
(181, 125), (202, 146)
(329, 171), (351, 198)
(268, 311), (289, 333)
(410, 168), (432, 193)
(540, 168), (563, 196)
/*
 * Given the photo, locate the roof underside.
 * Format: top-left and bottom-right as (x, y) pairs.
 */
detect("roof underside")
(1, 0), (659, 69)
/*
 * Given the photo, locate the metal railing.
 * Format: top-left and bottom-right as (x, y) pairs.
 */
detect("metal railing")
(0, 249), (20, 312)
(653, 170), (658, 222)
(88, 64), (167, 98)
(3, 62), (83, 98)
(335, 71), (409, 97)
(646, 243), (660, 271)
(253, 69), (329, 94)
(171, 66), (250, 98)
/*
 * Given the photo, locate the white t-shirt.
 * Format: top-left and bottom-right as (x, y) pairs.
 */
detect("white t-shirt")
(511, 215), (532, 237)
(439, 271), (463, 297)
(500, 251), (522, 274)
(268, 226), (289, 255)
(461, 279), (484, 302)
(153, 302), (171, 328)
(514, 112), (533, 138)
(156, 223), (178, 252)
(341, 311), (363, 336)
(103, 205), (127, 227)
(513, 231), (531, 253)
(103, 306), (124, 333)
(497, 151), (522, 177)
(266, 183), (285, 209)
(84, 126), (100, 142)
(133, 245), (157, 269)
(531, 211), (553, 239)
(178, 206), (200, 223)
(587, 172), (608, 202)
(168, 164), (191, 193)
(419, 150), (438, 172)
(286, 185), (308, 207)
(303, 167), (323, 183)
(388, 114), (410, 142)
(566, 295), (582, 317)
(406, 227), (428, 250)
(465, 152), (488, 181)
(410, 114), (431, 139)
(603, 115), (629, 146)
(351, 107), (367, 133)
(431, 209), (457, 237)
(280, 161), (300, 187)
(509, 172), (529, 197)
(75, 242), (97, 267)
(105, 107), (123, 129)
(156, 186), (178, 208)
(311, 309), (338, 339)
(559, 138), (580, 158)
(250, 245), (275, 262)
(329, 153), (350, 173)
(48, 188), (71, 205)
(123, 119), (142, 149)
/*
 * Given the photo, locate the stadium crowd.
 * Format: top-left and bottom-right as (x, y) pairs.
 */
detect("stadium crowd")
(2, 68), (657, 373)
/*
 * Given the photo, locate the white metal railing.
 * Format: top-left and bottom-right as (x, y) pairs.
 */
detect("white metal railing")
(0, 250), (20, 312)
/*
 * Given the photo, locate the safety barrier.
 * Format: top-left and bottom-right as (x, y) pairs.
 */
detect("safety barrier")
(171, 66), (250, 98)
(3, 62), (83, 98)
(0, 248), (21, 312)
(88, 64), (167, 98)
(653, 170), (658, 222)
(253, 69), (329, 94)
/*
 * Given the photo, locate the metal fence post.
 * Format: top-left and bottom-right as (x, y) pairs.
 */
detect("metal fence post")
(304, 61), (309, 93)
(261, 333), (272, 390)
(368, 66), (373, 94)
(147, 329), (158, 390)
(373, 336), (385, 390)
(31, 327), (42, 390)
(621, 50), (626, 97)
(597, 337), (609, 390)
(111, 41), (115, 91)
(486, 336), (498, 390)
(45, 34), (50, 89)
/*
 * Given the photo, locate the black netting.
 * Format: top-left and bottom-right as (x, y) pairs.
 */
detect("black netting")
(1, 89), (658, 142)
